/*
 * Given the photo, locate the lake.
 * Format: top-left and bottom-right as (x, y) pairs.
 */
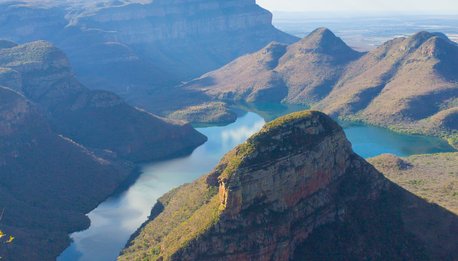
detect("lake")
(58, 109), (454, 261)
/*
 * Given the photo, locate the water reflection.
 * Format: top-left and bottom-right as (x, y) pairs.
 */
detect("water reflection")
(58, 112), (265, 261)
(59, 109), (455, 261)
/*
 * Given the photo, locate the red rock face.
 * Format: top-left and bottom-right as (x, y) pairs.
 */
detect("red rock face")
(121, 111), (455, 261)
(165, 112), (387, 261)
(284, 170), (333, 207)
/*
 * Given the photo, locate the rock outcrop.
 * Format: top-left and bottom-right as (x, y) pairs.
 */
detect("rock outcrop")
(0, 41), (207, 162)
(187, 29), (458, 147)
(0, 0), (297, 99)
(119, 111), (458, 261)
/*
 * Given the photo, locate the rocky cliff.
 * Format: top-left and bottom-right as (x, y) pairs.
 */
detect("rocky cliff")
(0, 0), (297, 100)
(119, 111), (458, 261)
(0, 41), (207, 162)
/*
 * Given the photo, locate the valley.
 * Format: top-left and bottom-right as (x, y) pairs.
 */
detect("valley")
(59, 106), (454, 261)
(0, 1), (456, 260)
(185, 29), (458, 149)
(0, 40), (206, 260)
(119, 111), (458, 261)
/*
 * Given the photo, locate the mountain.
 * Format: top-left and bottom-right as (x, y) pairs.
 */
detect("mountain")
(316, 32), (458, 141)
(0, 41), (207, 162)
(0, 41), (207, 260)
(186, 29), (458, 148)
(187, 28), (362, 104)
(0, 0), (297, 101)
(0, 86), (132, 261)
(119, 111), (458, 261)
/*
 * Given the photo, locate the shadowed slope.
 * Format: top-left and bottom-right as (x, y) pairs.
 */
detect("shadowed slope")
(0, 87), (132, 261)
(0, 41), (207, 162)
(120, 111), (457, 261)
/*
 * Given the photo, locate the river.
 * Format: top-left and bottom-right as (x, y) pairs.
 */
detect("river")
(59, 109), (454, 261)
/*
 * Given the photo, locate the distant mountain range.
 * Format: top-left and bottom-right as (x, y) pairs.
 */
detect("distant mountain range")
(0, 0), (297, 102)
(0, 3), (456, 260)
(0, 41), (206, 260)
(120, 111), (458, 261)
(186, 28), (458, 148)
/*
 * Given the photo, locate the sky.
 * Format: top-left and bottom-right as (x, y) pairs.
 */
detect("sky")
(257, 0), (458, 14)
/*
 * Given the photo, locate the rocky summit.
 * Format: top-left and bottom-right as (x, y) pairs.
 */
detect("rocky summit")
(119, 111), (458, 261)
(187, 28), (362, 104)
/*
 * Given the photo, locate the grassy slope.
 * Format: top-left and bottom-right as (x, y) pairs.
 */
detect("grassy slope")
(119, 111), (318, 261)
(369, 153), (458, 215)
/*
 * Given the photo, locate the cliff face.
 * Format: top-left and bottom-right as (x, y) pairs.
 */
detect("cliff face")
(0, 0), (297, 99)
(0, 41), (207, 162)
(120, 111), (456, 261)
(0, 87), (132, 261)
(75, 0), (277, 43)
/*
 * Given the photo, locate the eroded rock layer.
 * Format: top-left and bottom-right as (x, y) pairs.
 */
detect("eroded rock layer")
(120, 111), (457, 261)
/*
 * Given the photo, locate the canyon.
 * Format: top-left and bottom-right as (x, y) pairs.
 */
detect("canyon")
(0, 40), (206, 260)
(0, 2), (456, 261)
(120, 111), (458, 261)
(0, 0), (297, 101)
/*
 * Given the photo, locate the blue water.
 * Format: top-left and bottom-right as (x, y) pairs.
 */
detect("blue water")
(342, 121), (454, 158)
(59, 111), (454, 261)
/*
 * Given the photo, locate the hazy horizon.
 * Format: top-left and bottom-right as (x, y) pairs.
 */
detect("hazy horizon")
(258, 0), (458, 15)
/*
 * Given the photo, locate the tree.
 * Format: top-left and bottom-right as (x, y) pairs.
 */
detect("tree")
(0, 208), (14, 260)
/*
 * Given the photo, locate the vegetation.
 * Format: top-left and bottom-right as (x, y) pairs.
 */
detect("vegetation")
(0, 209), (14, 260)
(167, 102), (237, 125)
(120, 176), (222, 261)
(263, 110), (314, 130)
(220, 110), (319, 181)
(369, 153), (458, 214)
(120, 110), (335, 260)
(340, 113), (458, 150)
(186, 29), (457, 149)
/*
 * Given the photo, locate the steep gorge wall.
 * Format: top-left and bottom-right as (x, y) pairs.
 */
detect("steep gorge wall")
(120, 111), (434, 261)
